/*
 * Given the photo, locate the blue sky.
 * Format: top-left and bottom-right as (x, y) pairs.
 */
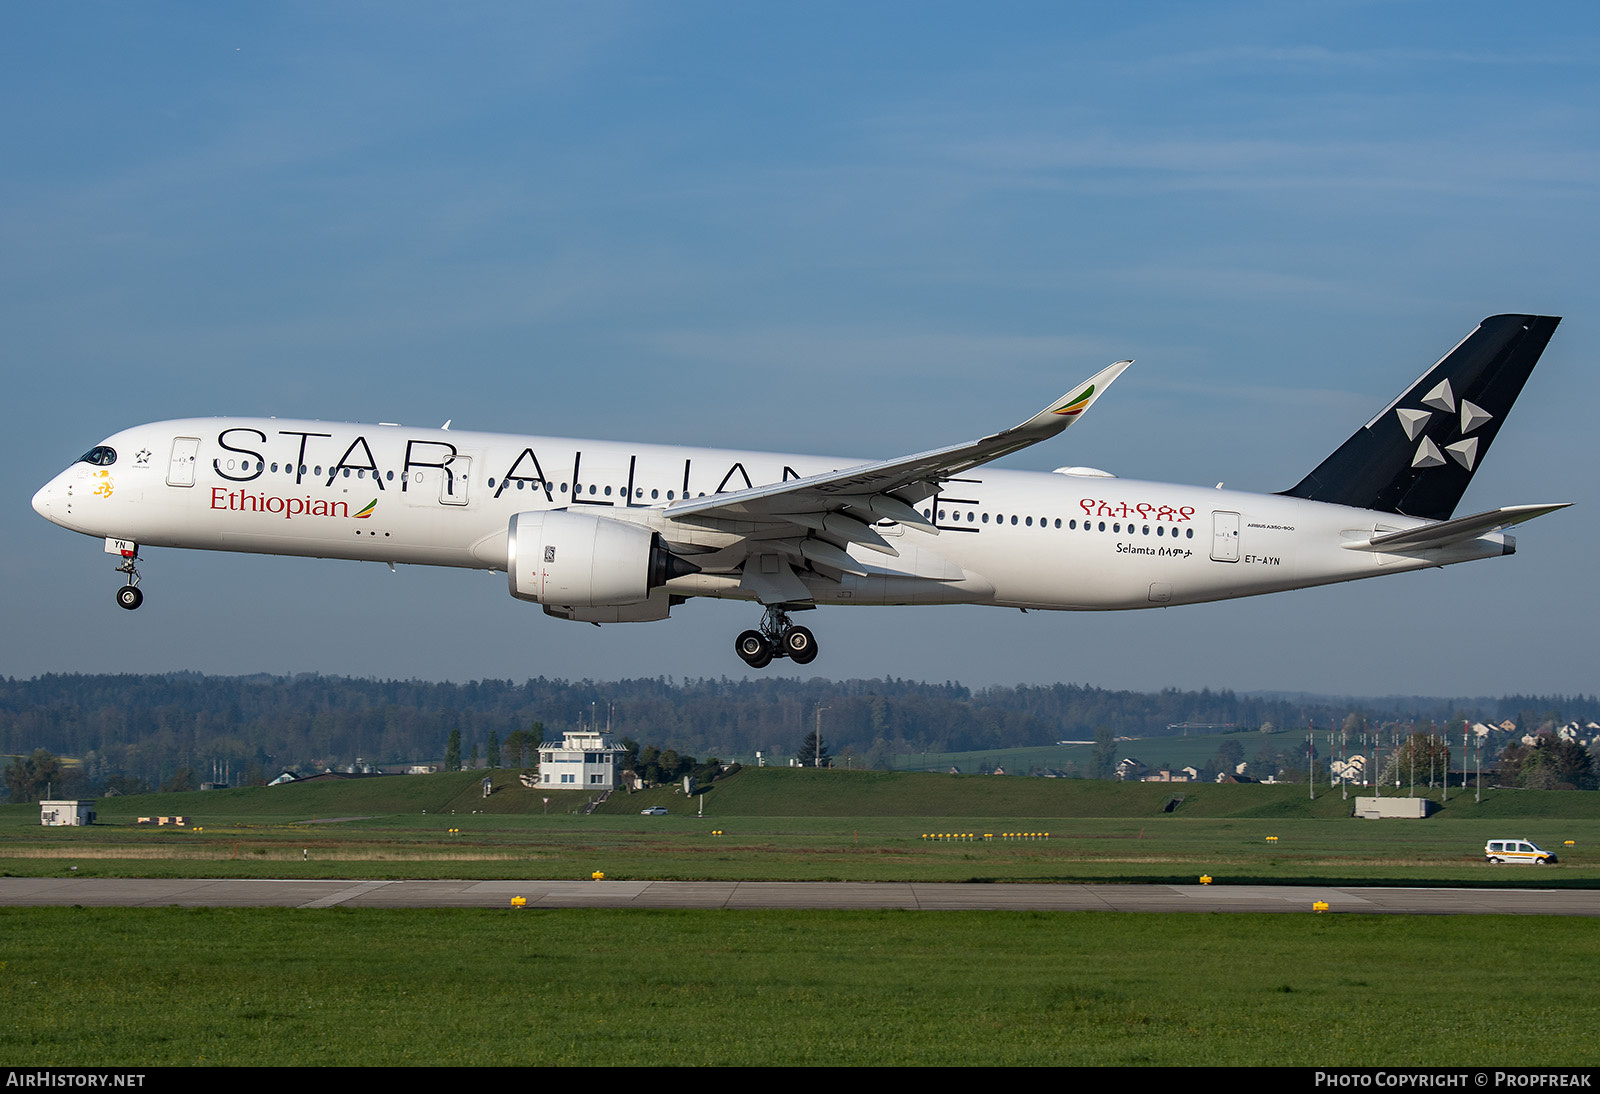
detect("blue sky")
(3, 2), (1596, 695)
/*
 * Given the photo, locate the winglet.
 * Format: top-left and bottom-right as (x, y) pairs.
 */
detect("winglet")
(1018, 359), (1133, 436)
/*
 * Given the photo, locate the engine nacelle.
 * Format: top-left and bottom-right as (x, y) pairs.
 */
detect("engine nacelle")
(507, 510), (696, 608)
(542, 591), (677, 623)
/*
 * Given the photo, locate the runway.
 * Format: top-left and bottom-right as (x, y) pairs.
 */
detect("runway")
(3, 877), (1597, 915)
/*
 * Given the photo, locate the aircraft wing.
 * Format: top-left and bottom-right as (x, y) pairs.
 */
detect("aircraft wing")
(666, 360), (1130, 527)
(1353, 503), (1571, 552)
(661, 360), (1131, 590)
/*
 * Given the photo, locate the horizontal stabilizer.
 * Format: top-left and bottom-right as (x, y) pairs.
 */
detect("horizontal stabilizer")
(1348, 503), (1570, 552)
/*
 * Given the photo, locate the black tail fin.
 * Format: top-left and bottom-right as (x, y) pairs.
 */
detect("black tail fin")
(1282, 314), (1560, 520)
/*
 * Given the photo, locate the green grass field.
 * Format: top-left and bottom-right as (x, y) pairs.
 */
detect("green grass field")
(6, 768), (1598, 1066)
(2, 906), (1594, 1066)
(3, 767), (1597, 886)
(2, 768), (1595, 886)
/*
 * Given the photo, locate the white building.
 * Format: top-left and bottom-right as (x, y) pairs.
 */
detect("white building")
(40, 800), (96, 826)
(539, 730), (625, 790)
(1330, 755), (1368, 784)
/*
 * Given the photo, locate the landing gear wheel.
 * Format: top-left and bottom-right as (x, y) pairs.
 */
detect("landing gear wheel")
(784, 625), (818, 665)
(734, 604), (820, 669)
(735, 630), (773, 669)
(113, 547), (143, 611)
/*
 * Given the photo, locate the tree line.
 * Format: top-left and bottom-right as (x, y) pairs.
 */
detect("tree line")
(0, 672), (1595, 798)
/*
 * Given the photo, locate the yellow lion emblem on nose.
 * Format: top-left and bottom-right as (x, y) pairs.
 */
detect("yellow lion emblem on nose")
(92, 469), (114, 498)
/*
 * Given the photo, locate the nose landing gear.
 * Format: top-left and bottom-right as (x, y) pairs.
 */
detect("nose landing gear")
(735, 605), (818, 668)
(114, 547), (143, 610)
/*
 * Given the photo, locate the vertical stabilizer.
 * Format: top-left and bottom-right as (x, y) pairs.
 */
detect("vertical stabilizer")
(1282, 314), (1559, 520)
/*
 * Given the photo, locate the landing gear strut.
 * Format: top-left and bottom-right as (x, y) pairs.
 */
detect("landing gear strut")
(114, 548), (143, 611)
(735, 605), (818, 668)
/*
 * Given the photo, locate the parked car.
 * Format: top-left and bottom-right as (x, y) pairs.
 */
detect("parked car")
(640, 806), (668, 815)
(1484, 839), (1556, 865)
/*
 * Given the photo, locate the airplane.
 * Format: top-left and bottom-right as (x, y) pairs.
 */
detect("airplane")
(32, 313), (1567, 669)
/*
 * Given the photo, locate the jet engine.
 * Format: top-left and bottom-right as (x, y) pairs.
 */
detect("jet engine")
(506, 510), (698, 608)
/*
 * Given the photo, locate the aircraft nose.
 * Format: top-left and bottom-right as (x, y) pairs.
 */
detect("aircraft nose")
(31, 482), (53, 519)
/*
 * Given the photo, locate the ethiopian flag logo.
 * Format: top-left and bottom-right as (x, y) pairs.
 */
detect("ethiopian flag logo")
(1051, 384), (1095, 417)
(354, 499), (378, 519)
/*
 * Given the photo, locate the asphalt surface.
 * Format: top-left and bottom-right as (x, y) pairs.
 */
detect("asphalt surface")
(3, 877), (1597, 914)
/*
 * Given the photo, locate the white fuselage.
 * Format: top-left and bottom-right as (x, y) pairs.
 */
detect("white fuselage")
(32, 417), (1512, 615)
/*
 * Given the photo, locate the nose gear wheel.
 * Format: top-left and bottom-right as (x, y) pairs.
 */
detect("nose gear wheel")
(114, 548), (144, 610)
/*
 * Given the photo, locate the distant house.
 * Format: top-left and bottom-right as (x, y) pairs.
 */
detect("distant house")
(538, 729), (625, 790)
(1115, 758), (1147, 781)
(1329, 755), (1368, 784)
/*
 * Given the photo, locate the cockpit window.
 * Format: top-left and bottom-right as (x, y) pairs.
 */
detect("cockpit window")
(77, 446), (117, 466)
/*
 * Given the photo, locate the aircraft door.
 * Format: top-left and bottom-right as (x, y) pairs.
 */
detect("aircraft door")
(1211, 511), (1240, 562)
(440, 455), (471, 506)
(167, 437), (200, 487)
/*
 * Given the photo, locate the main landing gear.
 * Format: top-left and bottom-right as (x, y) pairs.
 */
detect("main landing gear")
(114, 547), (143, 610)
(735, 605), (818, 668)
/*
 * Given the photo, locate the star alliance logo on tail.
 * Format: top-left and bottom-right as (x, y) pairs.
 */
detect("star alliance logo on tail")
(1395, 378), (1493, 471)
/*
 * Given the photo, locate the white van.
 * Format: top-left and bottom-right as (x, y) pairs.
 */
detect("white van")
(1484, 839), (1557, 865)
